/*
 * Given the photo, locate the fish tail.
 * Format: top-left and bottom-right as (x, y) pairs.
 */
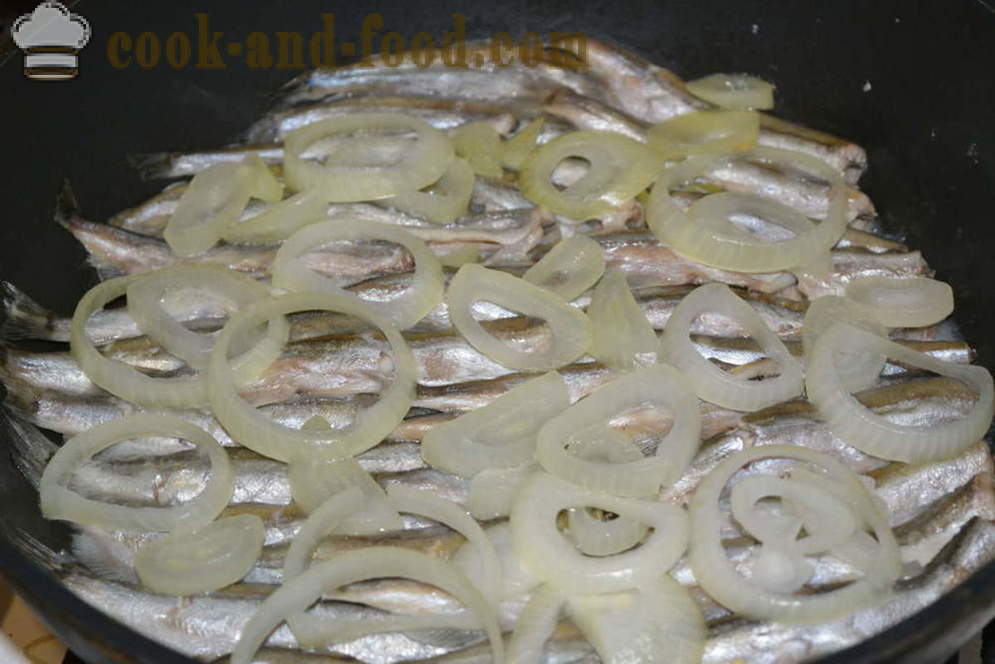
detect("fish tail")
(0, 282), (66, 343)
(0, 406), (56, 488)
(126, 151), (177, 181)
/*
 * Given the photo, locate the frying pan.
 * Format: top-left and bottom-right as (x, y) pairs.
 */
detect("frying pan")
(1, 0), (993, 662)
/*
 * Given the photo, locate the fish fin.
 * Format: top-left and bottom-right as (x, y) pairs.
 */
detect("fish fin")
(0, 406), (57, 488)
(0, 282), (64, 342)
(71, 530), (140, 584)
(54, 179), (81, 226)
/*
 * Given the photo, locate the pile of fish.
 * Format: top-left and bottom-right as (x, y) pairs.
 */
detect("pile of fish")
(0, 37), (993, 664)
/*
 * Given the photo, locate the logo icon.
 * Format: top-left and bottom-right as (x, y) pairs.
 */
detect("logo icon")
(12, 2), (91, 81)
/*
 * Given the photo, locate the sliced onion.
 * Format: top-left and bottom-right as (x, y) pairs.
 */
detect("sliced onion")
(536, 364), (700, 496)
(272, 219), (443, 330)
(468, 464), (537, 520)
(452, 522), (541, 603)
(566, 507), (649, 557)
(446, 264), (592, 371)
(134, 514), (264, 595)
(587, 269), (659, 371)
(126, 265), (288, 372)
(283, 113), (454, 201)
(510, 472), (688, 594)
(647, 110), (760, 160)
(522, 235), (605, 301)
(845, 276), (955, 328)
(519, 130), (662, 221)
(421, 372), (569, 478)
(806, 322), (994, 463)
(438, 244), (481, 267)
(452, 121), (504, 178)
(802, 295), (887, 392)
(507, 585), (564, 664)
(207, 293), (416, 462)
(689, 444), (901, 623)
(283, 488), (366, 581)
(502, 118), (546, 170)
(646, 146), (847, 273)
(567, 575), (705, 664)
(71, 276), (206, 408)
(231, 547), (503, 664)
(40, 414), (233, 531)
(221, 187), (331, 245)
(379, 157), (475, 224)
(658, 283), (803, 411)
(164, 154), (282, 256)
(686, 73), (776, 110)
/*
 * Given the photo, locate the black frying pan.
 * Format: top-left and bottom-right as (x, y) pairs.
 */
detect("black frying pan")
(1, 1), (993, 662)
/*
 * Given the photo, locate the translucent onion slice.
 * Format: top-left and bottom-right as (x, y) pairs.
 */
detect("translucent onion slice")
(646, 146), (847, 273)
(587, 269), (659, 371)
(659, 283), (803, 411)
(502, 118), (546, 170)
(519, 130), (662, 221)
(567, 575), (706, 664)
(802, 295), (887, 392)
(421, 372), (569, 478)
(468, 464), (537, 520)
(446, 264), (592, 371)
(686, 73), (776, 110)
(283, 113), (454, 201)
(452, 121), (504, 178)
(507, 585), (565, 664)
(647, 110), (760, 160)
(207, 293), (416, 462)
(71, 276), (206, 408)
(221, 187), (330, 245)
(126, 265), (288, 372)
(271, 219), (443, 330)
(845, 276), (955, 328)
(134, 514), (264, 596)
(452, 522), (541, 602)
(536, 364), (700, 496)
(522, 235), (605, 301)
(689, 444), (901, 623)
(40, 414), (233, 531)
(806, 323), (994, 463)
(510, 472), (688, 594)
(164, 154), (282, 256)
(379, 157), (475, 224)
(230, 547), (503, 664)
(566, 507), (649, 557)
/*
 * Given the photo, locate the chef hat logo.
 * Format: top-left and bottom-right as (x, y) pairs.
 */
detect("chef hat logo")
(12, 2), (91, 81)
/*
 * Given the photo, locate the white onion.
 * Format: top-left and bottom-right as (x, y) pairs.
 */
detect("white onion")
(507, 585), (564, 664)
(40, 414), (233, 531)
(806, 322), (994, 463)
(510, 472), (688, 594)
(271, 219), (443, 330)
(536, 364), (700, 496)
(587, 269), (659, 370)
(126, 265), (288, 372)
(689, 444), (902, 623)
(230, 547), (502, 664)
(566, 507), (649, 557)
(845, 276), (955, 328)
(686, 73), (776, 110)
(207, 293), (416, 462)
(567, 575), (705, 664)
(519, 130), (662, 221)
(647, 110), (760, 160)
(802, 295), (887, 392)
(380, 157), (475, 224)
(446, 264), (592, 371)
(164, 153), (282, 256)
(659, 283), (803, 411)
(421, 372), (569, 478)
(522, 235), (605, 301)
(646, 146), (847, 273)
(452, 121), (504, 178)
(134, 514), (264, 595)
(468, 464), (537, 520)
(502, 118), (546, 170)
(283, 113), (454, 201)
(221, 187), (330, 245)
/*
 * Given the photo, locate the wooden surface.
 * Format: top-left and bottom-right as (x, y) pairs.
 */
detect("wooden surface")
(0, 580), (68, 664)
